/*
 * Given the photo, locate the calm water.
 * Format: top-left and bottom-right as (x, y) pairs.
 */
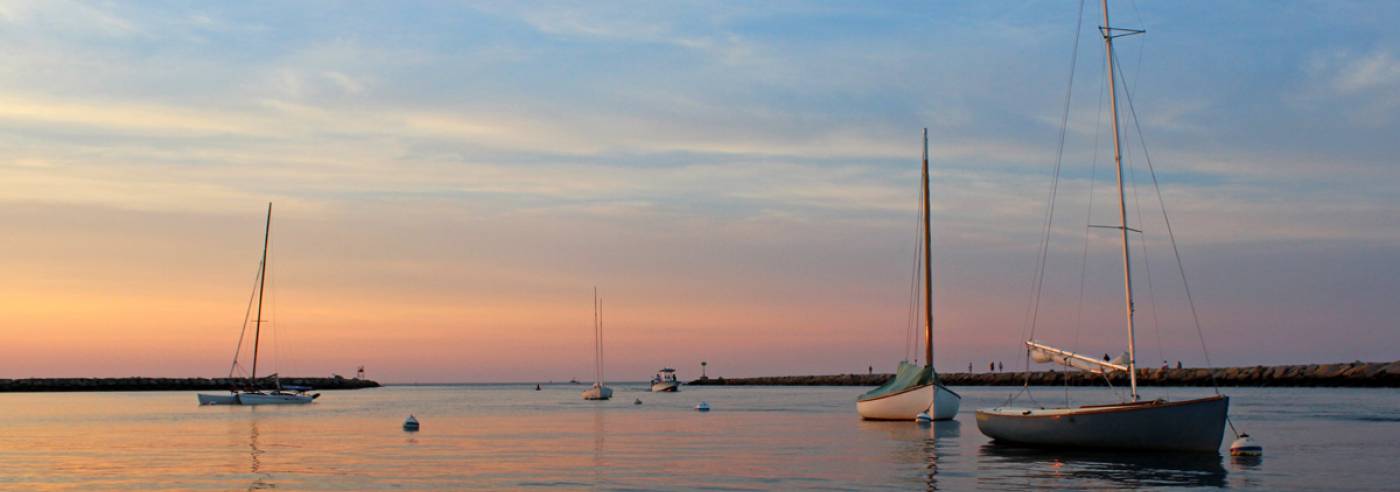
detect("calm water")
(1, 385), (1396, 490)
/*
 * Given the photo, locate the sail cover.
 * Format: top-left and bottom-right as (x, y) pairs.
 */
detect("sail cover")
(1027, 340), (1128, 374)
(858, 361), (933, 401)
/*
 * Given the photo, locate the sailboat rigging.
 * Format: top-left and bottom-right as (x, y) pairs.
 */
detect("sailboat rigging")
(581, 287), (613, 400)
(974, 0), (1229, 452)
(198, 203), (319, 405)
(857, 128), (962, 421)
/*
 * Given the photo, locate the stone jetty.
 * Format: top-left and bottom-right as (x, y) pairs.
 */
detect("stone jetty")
(687, 360), (1400, 388)
(0, 376), (380, 393)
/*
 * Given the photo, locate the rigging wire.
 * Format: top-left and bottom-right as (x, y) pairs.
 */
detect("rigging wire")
(1068, 36), (1109, 408)
(903, 204), (924, 364)
(1113, 43), (1224, 398)
(1016, 0), (1087, 399)
(228, 260), (263, 379)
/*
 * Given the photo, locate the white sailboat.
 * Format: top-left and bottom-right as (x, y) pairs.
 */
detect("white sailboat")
(198, 203), (318, 406)
(581, 288), (613, 401)
(857, 129), (961, 421)
(975, 0), (1229, 452)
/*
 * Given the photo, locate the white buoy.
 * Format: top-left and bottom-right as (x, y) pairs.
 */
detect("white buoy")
(1229, 434), (1261, 457)
(915, 411), (933, 423)
(634, 398), (643, 405)
(696, 401), (710, 412)
(403, 414), (420, 431)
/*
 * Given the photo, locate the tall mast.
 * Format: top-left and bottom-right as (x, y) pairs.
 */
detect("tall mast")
(921, 129), (934, 370)
(1101, 0), (1138, 401)
(593, 287), (599, 383)
(250, 202), (272, 388)
(599, 296), (605, 386)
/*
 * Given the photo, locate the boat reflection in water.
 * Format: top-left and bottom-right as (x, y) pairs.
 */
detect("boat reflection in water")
(976, 444), (1227, 489)
(858, 418), (962, 490)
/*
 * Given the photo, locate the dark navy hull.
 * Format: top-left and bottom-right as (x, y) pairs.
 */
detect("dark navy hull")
(976, 395), (1229, 453)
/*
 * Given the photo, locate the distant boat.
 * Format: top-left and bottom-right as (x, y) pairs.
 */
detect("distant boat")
(199, 203), (319, 406)
(856, 129), (961, 421)
(975, 0), (1229, 453)
(650, 368), (680, 392)
(581, 288), (613, 401)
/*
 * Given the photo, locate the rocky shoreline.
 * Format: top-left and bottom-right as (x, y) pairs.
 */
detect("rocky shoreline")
(0, 376), (381, 392)
(687, 360), (1400, 388)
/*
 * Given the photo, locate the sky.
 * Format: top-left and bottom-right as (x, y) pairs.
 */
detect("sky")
(0, 1), (1397, 383)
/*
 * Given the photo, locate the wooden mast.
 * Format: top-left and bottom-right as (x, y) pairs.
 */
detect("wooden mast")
(921, 128), (934, 370)
(1101, 0), (1139, 401)
(250, 202), (271, 389)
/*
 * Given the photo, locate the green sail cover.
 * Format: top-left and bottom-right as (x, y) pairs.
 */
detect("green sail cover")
(858, 361), (934, 400)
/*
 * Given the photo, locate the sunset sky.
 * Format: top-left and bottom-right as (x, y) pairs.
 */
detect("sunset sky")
(1, 1), (1396, 383)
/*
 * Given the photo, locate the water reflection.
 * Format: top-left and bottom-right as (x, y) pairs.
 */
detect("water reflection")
(977, 444), (1227, 489)
(858, 419), (962, 490)
(592, 407), (605, 486)
(246, 417), (273, 490)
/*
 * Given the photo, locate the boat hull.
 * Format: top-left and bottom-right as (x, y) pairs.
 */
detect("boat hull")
(197, 391), (317, 406)
(650, 381), (679, 392)
(581, 386), (613, 400)
(857, 383), (961, 421)
(976, 395), (1229, 453)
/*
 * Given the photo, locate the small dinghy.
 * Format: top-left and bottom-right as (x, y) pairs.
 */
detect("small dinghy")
(403, 415), (420, 432)
(696, 401), (710, 412)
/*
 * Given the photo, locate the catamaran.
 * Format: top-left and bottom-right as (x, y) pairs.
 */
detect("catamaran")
(650, 368), (679, 392)
(198, 204), (318, 406)
(975, 0), (1229, 452)
(581, 288), (613, 401)
(857, 129), (961, 421)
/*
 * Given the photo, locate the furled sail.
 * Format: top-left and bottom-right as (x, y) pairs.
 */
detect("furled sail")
(1027, 340), (1128, 374)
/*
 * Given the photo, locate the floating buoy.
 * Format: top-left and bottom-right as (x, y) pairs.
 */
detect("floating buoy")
(1229, 434), (1261, 457)
(915, 411), (933, 423)
(535, 384), (541, 391)
(696, 401), (710, 412)
(634, 398), (643, 405)
(403, 415), (420, 432)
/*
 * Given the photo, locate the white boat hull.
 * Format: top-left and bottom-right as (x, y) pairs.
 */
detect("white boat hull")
(857, 383), (961, 421)
(581, 385), (613, 400)
(198, 391), (317, 406)
(976, 395), (1229, 452)
(650, 381), (679, 392)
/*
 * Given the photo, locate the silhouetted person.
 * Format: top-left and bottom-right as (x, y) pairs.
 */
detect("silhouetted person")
(1177, 361), (1183, 369)
(868, 365), (872, 375)
(1103, 353), (1110, 362)
(990, 362), (995, 372)
(968, 363), (973, 373)
(998, 362), (1003, 372)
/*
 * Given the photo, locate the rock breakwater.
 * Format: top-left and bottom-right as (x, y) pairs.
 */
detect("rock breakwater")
(0, 376), (381, 392)
(687, 360), (1400, 388)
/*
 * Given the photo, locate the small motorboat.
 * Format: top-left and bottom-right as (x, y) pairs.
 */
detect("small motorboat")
(650, 368), (680, 392)
(696, 401), (711, 412)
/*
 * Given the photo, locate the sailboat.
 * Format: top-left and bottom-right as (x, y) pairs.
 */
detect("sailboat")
(198, 203), (319, 405)
(857, 129), (961, 421)
(581, 288), (613, 400)
(975, 0), (1228, 452)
